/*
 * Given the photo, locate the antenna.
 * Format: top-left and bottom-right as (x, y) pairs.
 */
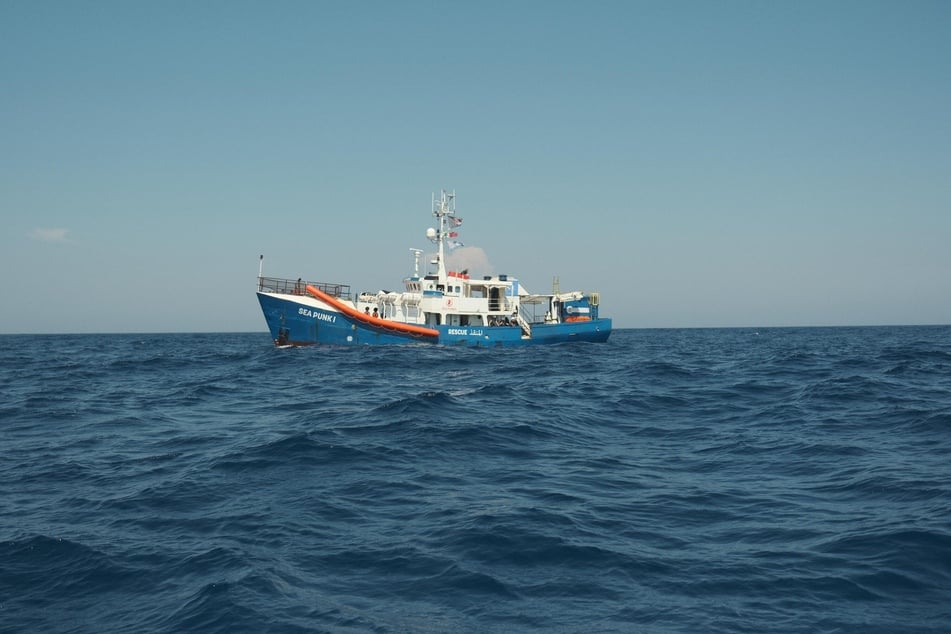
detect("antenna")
(409, 248), (423, 276)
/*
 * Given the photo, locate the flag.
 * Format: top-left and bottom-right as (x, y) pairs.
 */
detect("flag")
(449, 231), (459, 238)
(450, 217), (463, 227)
(448, 240), (464, 250)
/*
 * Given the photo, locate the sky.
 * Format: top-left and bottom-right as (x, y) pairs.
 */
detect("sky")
(2, 0), (949, 333)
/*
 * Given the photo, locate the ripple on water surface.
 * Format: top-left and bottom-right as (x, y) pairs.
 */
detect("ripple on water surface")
(1, 328), (950, 631)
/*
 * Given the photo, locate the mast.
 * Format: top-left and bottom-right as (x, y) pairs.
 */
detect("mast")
(430, 189), (457, 284)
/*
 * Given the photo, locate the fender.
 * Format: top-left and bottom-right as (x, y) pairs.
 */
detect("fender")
(305, 285), (438, 338)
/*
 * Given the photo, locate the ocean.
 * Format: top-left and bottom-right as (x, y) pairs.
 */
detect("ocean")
(1, 327), (949, 633)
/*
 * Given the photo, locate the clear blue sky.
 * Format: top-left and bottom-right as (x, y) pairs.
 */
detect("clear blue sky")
(2, 1), (949, 333)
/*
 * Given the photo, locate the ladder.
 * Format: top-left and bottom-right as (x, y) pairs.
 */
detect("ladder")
(516, 312), (532, 338)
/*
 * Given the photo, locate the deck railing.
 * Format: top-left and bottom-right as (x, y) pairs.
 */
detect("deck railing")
(257, 276), (351, 300)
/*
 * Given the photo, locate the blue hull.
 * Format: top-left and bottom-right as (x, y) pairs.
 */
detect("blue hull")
(437, 320), (611, 346)
(257, 292), (611, 347)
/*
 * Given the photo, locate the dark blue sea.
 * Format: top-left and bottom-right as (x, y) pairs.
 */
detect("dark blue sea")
(2, 327), (950, 633)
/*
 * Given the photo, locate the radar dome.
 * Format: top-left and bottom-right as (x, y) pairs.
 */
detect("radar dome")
(426, 228), (437, 240)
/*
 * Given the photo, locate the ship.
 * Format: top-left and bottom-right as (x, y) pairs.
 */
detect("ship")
(256, 190), (611, 347)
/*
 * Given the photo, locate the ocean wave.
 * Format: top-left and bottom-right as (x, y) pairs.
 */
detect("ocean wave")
(212, 432), (380, 472)
(4, 328), (951, 632)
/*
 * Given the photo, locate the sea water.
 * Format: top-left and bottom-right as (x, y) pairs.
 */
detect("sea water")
(1, 327), (949, 632)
